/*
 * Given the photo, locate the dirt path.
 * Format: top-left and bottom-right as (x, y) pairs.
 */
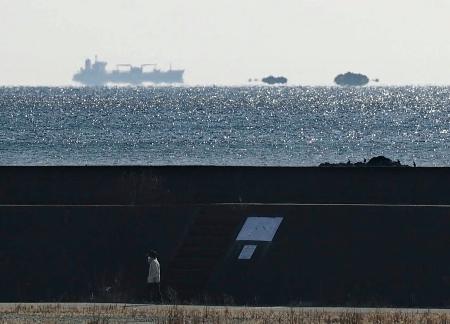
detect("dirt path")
(1, 303), (450, 323)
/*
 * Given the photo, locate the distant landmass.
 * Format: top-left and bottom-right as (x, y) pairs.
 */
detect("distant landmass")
(262, 76), (288, 85)
(334, 72), (370, 87)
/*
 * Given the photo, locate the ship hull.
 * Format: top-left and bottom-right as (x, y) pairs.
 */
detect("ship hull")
(73, 70), (184, 86)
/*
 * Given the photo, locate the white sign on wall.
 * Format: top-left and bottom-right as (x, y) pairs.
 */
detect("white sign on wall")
(236, 217), (283, 242)
(238, 245), (257, 259)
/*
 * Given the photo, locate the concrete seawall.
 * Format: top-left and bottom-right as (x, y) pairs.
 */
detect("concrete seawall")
(1, 166), (449, 306)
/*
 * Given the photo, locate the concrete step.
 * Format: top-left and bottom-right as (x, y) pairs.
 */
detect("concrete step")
(175, 247), (224, 258)
(181, 236), (231, 247)
(168, 257), (218, 269)
(165, 214), (243, 299)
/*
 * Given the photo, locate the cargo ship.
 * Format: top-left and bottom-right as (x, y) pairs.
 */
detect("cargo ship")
(73, 56), (184, 86)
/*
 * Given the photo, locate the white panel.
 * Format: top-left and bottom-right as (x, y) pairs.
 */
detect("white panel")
(238, 245), (257, 259)
(236, 217), (283, 242)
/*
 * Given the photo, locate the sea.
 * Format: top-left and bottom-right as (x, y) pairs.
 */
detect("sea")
(0, 86), (449, 166)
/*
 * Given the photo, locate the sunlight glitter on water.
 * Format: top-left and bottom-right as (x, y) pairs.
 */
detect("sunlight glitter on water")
(0, 86), (449, 166)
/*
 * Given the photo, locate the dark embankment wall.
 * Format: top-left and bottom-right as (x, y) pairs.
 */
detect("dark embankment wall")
(0, 166), (449, 306)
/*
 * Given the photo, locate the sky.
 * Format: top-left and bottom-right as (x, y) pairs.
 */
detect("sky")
(1, 0), (450, 86)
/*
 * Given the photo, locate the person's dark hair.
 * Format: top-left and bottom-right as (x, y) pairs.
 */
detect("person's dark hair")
(148, 250), (158, 258)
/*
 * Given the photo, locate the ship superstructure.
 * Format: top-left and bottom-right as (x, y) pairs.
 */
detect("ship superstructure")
(73, 56), (184, 86)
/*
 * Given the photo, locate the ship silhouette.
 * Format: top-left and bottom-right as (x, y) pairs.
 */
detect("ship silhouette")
(73, 56), (184, 86)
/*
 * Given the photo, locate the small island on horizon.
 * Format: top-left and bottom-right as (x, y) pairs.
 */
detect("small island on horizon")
(334, 72), (371, 87)
(261, 75), (288, 85)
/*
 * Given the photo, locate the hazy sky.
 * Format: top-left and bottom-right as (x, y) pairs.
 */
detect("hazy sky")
(1, 0), (450, 86)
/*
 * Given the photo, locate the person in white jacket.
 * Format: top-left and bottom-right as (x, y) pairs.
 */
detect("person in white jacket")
(146, 250), (162, 303)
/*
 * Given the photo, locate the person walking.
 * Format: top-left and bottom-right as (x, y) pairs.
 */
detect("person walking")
(146, 250), (162, 303)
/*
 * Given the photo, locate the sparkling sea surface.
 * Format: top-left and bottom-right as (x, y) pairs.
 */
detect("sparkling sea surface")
(0, 86), (449, 166)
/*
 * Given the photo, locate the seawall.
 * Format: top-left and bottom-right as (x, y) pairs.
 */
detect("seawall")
(1, 166), (449, 306)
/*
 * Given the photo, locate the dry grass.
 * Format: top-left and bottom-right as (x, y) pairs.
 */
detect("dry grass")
(1, 303), (450, 323)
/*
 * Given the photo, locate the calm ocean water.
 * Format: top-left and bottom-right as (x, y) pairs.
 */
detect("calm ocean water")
(0, 86), (449, 166)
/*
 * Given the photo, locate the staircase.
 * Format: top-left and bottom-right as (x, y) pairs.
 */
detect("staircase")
(165, 212), (242, 302)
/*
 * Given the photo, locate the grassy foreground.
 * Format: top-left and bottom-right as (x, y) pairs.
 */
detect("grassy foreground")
(1, 303), (450, 323)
